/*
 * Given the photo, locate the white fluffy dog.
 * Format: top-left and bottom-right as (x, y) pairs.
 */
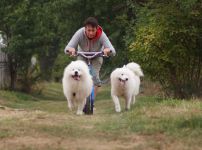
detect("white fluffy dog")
(62, 60), (93, 115)
(110, 62), (143, 112)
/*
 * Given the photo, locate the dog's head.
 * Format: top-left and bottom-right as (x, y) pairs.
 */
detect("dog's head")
(118, 73), (129, 85)
(70, 68), (82, 81)
(116, 67), (132, 85)
(67, 60), (89, 81)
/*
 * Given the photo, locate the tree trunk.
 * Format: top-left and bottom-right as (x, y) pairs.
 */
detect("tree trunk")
(8, 55), (17, 90)
(0, 51), (10, 89)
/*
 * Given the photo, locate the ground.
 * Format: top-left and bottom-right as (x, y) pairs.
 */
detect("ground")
(0, 82), (202, 150)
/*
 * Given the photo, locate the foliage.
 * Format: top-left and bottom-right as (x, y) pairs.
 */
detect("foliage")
(128, 0), (202, 98)
(0, 0), (52, 89)
(52, 52), (71, 82)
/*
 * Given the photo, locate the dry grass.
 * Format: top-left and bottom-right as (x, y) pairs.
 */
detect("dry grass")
(0, 82), (201, 150)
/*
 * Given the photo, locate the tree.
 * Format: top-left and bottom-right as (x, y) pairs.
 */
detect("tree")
(0, 0), (62, 91)
(128, 0), (202, 98)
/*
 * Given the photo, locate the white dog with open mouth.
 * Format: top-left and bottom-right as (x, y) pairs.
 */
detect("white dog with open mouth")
(110, 62), (143, 112)
(62, 60), (93, 115)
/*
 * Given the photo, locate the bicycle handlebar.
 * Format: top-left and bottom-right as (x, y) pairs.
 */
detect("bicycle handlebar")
(66, 50), (111, 59)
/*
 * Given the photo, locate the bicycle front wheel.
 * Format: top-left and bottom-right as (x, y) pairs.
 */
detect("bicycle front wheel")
(83, 88), (94, 115)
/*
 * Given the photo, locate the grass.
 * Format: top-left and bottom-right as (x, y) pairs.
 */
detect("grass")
(0, 82), (202, 150)
(0, 82), (67, 113)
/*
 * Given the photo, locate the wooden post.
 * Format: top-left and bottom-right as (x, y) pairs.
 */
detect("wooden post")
(0, 44), (10, 89)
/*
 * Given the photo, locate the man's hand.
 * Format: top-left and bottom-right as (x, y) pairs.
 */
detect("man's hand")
(66, 48), (76, 57)
(103, 48), (111, 56)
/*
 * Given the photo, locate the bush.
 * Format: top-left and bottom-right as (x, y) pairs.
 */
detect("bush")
(128, 0), (202, 98)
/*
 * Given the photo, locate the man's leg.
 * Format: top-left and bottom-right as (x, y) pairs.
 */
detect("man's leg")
(92, 58), (103, 98)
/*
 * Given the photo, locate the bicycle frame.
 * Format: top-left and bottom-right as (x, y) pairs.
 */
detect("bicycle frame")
(76, 51), (104, 114)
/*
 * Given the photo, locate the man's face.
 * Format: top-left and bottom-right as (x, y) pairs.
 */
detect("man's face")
(85, 25), (97, 39)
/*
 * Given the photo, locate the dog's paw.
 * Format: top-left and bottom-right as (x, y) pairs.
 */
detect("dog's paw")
(115, 106), (121, 112)
(76, 110), (83, 115)
(68, 105), (73, 111)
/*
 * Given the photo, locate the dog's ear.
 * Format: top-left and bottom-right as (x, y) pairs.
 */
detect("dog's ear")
(69, 61), (75, 65)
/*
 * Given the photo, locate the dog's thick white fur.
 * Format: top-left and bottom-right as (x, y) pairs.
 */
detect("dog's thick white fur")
(62, 60), (93, 115)
(110, 62), (143, 112)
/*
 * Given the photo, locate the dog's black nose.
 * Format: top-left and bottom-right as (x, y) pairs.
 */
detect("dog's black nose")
(126, 78), (128, 81)
(75, 71), (78, 75)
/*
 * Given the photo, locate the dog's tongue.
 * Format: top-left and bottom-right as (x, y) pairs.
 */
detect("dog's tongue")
(72, 75), (80, 81)
(120, 80), (125, 86)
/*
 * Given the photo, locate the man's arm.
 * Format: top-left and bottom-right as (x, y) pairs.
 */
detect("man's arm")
(101, 32), (116, 56)
(64, 29), (82, 55)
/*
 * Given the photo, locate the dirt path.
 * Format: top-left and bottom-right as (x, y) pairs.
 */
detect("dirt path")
(0, 106), (198, 150)
(0, 108), (145, 150)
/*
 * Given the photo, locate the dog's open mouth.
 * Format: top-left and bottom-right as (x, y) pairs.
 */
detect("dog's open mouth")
(72, 75), (81, 81)
(118, 78), (128, 85)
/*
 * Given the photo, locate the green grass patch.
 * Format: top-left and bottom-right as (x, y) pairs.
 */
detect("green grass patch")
(96, 95), (202, 139)
(0, 82), (67, 113)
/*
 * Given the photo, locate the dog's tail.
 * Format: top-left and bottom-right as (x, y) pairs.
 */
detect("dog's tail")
(126, 62), (144, 77)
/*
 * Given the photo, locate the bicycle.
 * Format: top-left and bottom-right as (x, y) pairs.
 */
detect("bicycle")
(66, 50), (110, 115)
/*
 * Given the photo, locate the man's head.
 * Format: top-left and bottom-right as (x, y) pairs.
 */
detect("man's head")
(84, 17), (98, 39)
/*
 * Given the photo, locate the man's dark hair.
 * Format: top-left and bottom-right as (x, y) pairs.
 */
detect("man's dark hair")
(84, 17), (98, 27)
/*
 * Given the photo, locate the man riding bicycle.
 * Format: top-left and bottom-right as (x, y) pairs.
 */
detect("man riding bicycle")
(64, 17), (116, 96)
